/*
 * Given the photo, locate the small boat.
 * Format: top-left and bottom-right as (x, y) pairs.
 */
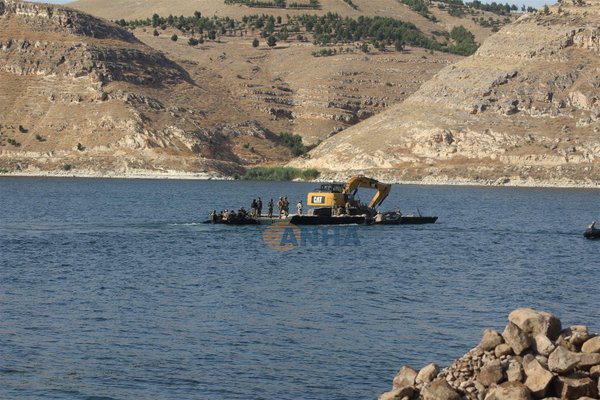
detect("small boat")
(373, 210), (437, 225)
(584, 228), (600, 239)
(204, 216), (259, 225)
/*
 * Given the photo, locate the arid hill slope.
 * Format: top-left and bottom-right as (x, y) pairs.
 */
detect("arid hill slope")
(0, 0), (294, 176)
(293, 0), (600, 186)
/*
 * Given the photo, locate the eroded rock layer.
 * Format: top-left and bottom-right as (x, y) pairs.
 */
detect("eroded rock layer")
(0, 0), (291, 176)
(294, 0), (600, 186)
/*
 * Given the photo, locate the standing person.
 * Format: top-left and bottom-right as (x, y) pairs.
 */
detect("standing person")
(283, 197), (289, 217)
(251, 199), (257, 217)
(277, 197), (284, 218)
(296, 200), (303, 216)
(267, 198), (274, 218)
(257, 197), (263, 217)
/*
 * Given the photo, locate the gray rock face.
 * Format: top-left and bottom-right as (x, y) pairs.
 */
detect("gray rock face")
(477, 359), (505, 387)
(503, 322), (533, 355)
(421, 379), (461, 400)
(480, 329), (504, 351)
(582, 336), (600, 354)
(495, 343), (513, 357)
(392, 365), (417, 389)
(484, 381), (532, 400)
(522, 355), (554, 397)
(508, 308), (562, 341)
(378, 386), (414, 400)
(532, 334), (555, 357)
(565, 325), (593, 346)
(578, 352), (600, 369)
(507, 360), (524, 382)
(548, 346), (580, 374)
(553, 374), (598, 399)
(416, 363), (439, 385)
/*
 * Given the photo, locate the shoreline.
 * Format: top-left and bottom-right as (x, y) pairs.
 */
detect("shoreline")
(2, 170), (600, 189)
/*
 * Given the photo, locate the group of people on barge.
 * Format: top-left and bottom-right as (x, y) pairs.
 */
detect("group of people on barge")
(208, 196), (304, 223)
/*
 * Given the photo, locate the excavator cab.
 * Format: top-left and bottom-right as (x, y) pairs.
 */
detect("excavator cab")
(307, 183), (346, 210)
(306, 176), (391, 217)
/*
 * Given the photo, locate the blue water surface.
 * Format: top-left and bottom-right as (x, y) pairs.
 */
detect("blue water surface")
(1, 177), (599, 400)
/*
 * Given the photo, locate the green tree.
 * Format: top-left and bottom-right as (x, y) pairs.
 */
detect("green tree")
(153, 29), (159, 36)
(171, 34), (178, 41)
(252, 37), (259, 47)
(267, 35), (278, 47)
(188, 37), (199, 45)
(394, 39), (404, 51)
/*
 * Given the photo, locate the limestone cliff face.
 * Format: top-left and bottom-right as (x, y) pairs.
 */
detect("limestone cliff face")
(293, 0), (600, 186)
(0, 0), (291, 176)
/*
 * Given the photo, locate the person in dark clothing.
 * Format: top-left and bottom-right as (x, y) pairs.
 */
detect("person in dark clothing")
(277, 197), (284, 218)
(267, 198), (274, 218)
(250, 199), (258, 217)
(257, 197), (263, 217)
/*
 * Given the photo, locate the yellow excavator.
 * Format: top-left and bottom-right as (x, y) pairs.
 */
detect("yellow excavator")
(306, 175), (391, 216)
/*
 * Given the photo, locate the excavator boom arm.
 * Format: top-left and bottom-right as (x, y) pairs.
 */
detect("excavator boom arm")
(342, 176), (391, 209)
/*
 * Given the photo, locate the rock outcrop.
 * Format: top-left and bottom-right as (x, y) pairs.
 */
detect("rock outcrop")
(379, 308), (600, 400)
(293, 0), (600, 186)
(0, 0), (292, 176)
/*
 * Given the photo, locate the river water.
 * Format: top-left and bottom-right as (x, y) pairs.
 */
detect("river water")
(1, 177), (599, 399)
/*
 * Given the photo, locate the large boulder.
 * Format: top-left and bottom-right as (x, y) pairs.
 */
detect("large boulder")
(415, 363), (438, 385)
(589, 364), (600, 379)
(565, 325), (593, 346)
(582, 336), (600, 353)
(522, 355), (554, 398)
(392, 366), (417, 389)
(507, 360), (524, 382)
(508, 309), (562, 341)
(578, 352), (600, 369)
(502, 322), (532, 355)
(495, 343), (513, 357)
(378, 386), (414, 400)
(421, 379), (461, 400)
(484, 381), (532, 400)
(480, 329), (504, 351)
(477, 359), (505, 387)
(552, 374), (598, 399)
(532, 334), (555, 357)
(548, 346), (580, 374)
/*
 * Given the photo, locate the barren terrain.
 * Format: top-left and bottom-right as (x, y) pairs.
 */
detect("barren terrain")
(293, 0), (600, 186)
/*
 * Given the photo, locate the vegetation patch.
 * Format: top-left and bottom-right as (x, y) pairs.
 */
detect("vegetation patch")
(240, 166), (320, 180)
(278, 132), (319, 157)
(447, 25), (478, 56)
(401, 0), (436, 21)
(7, 138), (20, 147)
(342, 0), (358, 10)
(117, 10), (482, 56)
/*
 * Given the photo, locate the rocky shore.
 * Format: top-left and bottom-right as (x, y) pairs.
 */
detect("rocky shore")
(380, 308), (600, 400)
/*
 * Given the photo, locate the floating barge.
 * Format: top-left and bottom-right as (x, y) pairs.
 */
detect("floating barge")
(205, 175), (438, 226)
(205, 211), (437, 226)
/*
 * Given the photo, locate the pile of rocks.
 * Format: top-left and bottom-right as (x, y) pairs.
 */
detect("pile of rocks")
(379, 308), (600, 400)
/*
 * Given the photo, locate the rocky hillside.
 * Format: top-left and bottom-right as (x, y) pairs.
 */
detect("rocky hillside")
(293, 0), (600, 186)
(380, 308), (600, 400)
(0, 0), (294, 176)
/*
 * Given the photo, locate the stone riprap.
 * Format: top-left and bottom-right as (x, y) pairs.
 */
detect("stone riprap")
(380, 308), (600, 400)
